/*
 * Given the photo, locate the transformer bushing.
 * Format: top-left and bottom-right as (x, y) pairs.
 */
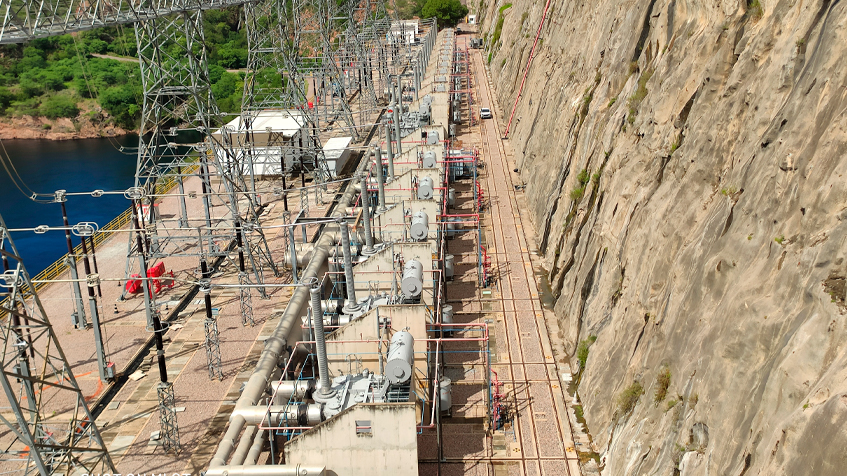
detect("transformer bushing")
(288, 226), (299, 283)
(310, 284), (334, 397)
(384, 119), (395, 179)
(338, 219), (360, 314)
(360, 173), (375, 255)
(374, 146), (387, 212)
(393, 82), (403, 155)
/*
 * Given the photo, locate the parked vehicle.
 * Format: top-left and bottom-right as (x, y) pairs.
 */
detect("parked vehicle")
(480, 107), (492, 119)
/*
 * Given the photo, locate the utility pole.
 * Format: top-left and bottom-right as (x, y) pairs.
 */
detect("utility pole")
(80, 234), (114, 382)
(236, 221), (255, 326)
(57, 191), (87, 329)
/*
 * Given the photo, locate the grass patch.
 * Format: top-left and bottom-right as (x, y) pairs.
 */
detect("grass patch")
(591, 171), (601, 184)
(520, 11), (529, 30)
(618, 381), (644, 415)
(665, 399), (678, 412)
(491, 3), (512, 47)
(688, 393), (698, 407)
(574, 404), (584, 420)
(774, 235), (785, 245)
(670, 136), (681, 155)
(570, 168), (590, 202)
(747, 0), (763, 21)
(576, 335), (597, 369)
(654, 366), (671, 403)
(627, 69), (653, 124)
(576, 168), (590, 186)
(501, 58), (507, 67)
(580, 93), (593, 118)
(570, 186), (585, 201)
(720, 187), (737, 196)
(608, 97), (617, 107)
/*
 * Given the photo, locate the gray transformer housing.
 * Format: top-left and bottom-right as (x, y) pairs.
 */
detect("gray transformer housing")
(386, 331), (415, 384)
(422, 151), (437, 168)
(444, 254), (455, 279)
(401, 259), (424, 297)
(439, 376), (452, 416)
(418, 176), (434, 199)
(410, 211), (429, 241)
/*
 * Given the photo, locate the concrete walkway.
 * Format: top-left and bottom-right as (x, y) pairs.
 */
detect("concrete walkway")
(469, 45), (582, 476)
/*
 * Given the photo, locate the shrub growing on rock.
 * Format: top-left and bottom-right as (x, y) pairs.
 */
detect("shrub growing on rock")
(618, 381), (644, 415)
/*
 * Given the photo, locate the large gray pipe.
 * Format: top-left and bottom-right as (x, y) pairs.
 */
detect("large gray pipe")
(229, 425), (257, 466)
(232, 404), (323, 426)
(338, 219), (360, 314)
(374, 146), (387, 212)
(360, 173), (375, 254)
(245, 429), (266, 466)
(209, 157), (366, 470)
(205, 465), (326, 476)
(310, 284), (333, 395)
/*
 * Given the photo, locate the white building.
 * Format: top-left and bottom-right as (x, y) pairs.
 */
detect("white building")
(322, 136), (353, 177)
(212, 109), (308, 176)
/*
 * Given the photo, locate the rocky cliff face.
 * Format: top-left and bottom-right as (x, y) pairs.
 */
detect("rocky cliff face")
(478, 0), (847, 474)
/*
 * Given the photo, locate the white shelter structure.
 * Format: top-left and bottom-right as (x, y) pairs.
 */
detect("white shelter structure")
(213, 109), (308, 176)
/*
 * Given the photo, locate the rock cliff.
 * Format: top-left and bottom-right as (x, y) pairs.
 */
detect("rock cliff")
(478, 0), (847, 474)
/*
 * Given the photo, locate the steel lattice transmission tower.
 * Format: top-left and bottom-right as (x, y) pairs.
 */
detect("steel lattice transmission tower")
(241, 0), (394, 172)
(0, 214), (115, 475)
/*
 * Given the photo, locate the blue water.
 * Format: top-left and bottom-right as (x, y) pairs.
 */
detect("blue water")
(0, 136), (139, 275)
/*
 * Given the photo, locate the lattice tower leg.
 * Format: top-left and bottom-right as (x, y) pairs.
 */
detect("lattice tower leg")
(239, 272), (255, 326)
(200, 278), (224, 380)
(156, 382), (181, 454)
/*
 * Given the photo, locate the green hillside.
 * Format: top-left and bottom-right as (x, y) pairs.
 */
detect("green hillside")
(0, 7), (247, 129)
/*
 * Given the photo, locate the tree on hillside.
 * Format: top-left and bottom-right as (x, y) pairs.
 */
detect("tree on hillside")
(421, 0), (468, 28)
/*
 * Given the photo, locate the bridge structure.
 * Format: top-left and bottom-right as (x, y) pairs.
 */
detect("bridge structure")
(0, 0), (403, 473)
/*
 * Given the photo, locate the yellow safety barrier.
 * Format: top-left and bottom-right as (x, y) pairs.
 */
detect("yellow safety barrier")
(1, 163), (200, 315)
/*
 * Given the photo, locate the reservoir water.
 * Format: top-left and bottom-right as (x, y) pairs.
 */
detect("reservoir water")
(0, 136), (139, 276)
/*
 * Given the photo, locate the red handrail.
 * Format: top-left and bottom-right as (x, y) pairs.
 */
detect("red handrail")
(503, 0), (554, 139)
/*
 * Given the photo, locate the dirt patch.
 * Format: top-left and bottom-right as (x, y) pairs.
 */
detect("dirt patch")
(0, 113), (130, 140)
